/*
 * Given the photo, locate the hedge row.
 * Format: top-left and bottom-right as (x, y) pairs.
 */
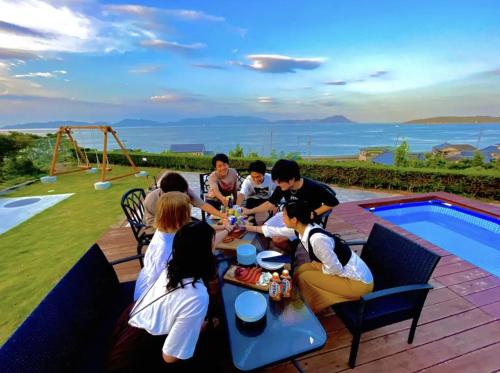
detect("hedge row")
(104, 151), (500, 200)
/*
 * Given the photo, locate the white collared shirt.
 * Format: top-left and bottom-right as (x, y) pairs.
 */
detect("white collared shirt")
(129, 271), (209, 360)
(261, 224), (373, 284)
(133, 230), (175, 300)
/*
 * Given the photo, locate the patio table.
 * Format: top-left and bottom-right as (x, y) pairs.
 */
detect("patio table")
(217, 259), (327, 371)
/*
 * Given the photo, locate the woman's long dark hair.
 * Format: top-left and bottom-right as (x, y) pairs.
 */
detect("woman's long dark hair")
(166, 221), (216, 290)
(284, 200), (312, 225)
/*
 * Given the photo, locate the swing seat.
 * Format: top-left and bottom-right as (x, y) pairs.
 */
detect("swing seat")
(41, 176), (57, 184)
(94, 181), (111, 190)
(86, 168), (98, 174)
(135, 170), (148, 177)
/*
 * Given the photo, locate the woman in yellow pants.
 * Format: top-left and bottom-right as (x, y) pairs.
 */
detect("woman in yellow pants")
(246, 200), (373, 313)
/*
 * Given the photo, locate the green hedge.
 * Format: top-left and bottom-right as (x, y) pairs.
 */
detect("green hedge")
(104, 151), (500, 200)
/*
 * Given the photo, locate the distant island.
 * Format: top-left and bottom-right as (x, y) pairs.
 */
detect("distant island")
(1, 115), (355, 129)
(404, 116), (500, 124)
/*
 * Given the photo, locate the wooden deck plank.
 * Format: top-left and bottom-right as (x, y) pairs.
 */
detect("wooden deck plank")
(480, 301), (500, 320)
(419, 342), (500, 373)
(432, 261), (477, 278)
(465, 286), (500, 307)
(449, 275), (500, 296)
(298, 309), (495, 372)
(346, 321), (500, 373)
(95, 191), (500, 372)
(435, 268), (490, 286)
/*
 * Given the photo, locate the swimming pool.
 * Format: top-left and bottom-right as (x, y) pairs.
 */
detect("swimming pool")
(367, 200), (500, 277)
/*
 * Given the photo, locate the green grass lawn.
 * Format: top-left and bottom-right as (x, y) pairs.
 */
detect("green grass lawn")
(0, 165), (163, 344)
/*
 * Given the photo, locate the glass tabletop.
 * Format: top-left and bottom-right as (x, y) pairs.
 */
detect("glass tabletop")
(218, 260), (327, 371)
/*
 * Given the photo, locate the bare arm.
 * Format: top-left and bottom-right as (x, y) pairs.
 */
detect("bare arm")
(236, 192), (245, 206)
(314, 204), (334, 217)
(244, 225), (264, 234)
(201, 202), (227, 219)
(242, 200), (275, 215)
(210, 183), (228, 205)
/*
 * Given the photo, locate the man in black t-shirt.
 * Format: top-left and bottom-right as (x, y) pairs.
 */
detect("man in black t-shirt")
(242, 159), (339, 248)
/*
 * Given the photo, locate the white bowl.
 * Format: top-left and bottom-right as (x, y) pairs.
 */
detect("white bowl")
(235, 291), (267, 322)
(257, 250), (285, 270)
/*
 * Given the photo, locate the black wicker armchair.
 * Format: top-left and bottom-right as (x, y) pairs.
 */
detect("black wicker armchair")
(335, 223), (441, 368)
(120, 188), (153, 266)
(0, 244), (142, 373)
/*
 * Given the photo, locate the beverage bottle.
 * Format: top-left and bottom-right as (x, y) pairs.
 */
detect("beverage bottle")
(268, 272), (282, 301)
(281, 269), (292, 298)
(227, 195), (234, 208)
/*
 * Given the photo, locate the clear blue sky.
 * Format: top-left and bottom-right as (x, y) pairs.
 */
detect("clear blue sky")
(0, 0), (499, 125)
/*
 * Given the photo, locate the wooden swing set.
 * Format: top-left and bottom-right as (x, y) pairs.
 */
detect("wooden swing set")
(48, 125), (142, 183)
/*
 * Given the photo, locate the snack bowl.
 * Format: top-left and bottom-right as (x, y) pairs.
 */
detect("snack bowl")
(234, 290), (267, 322)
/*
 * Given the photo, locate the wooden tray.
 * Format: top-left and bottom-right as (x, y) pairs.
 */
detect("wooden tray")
(223, 264), (270, 292)
(217, 238), (252, 251)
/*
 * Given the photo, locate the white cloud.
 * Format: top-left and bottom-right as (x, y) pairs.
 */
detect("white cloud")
(129, 65), (162, 74)
(240, 54), (325, 73)
(13, 70), (67, 78)
(103, 5), (224, 22)
(0, 0), (94, 52)
(141, 39), (206, 53)
(150, 93), (181, 102)
(257, 96), (273, 104)
(0, 0), (159, 55)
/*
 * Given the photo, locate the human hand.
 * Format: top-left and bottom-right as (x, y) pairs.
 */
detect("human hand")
(241, 207), (251, 216)
(222, 220), (235, 231)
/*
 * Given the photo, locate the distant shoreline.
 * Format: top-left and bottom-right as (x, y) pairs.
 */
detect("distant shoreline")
(404, 116), (500, 124)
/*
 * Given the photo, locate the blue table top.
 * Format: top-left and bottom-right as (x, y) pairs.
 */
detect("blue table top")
(218, 260), (327, 371)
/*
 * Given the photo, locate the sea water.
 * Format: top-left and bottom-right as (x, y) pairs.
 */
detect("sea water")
(5, 122), (500, 157)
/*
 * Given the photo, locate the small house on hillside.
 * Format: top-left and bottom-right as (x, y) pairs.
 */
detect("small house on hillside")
(358, 146), (394, 161)
(480, 144), (500, 162)
(169, 144), (206, 156)
(372, 151), (425, 166)
(432, 143), (476, 159)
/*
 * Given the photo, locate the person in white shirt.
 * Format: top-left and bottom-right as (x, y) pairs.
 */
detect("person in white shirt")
(236, 160), (275, 209)
(107, 221), (218, 371)
(134, 191), (234, 301)
(245, 200), (373, 313)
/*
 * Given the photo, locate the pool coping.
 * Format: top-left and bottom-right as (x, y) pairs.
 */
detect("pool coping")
(328, 191), (500, 320)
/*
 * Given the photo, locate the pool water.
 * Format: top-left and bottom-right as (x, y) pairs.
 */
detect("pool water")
(368, 200), (500, 277)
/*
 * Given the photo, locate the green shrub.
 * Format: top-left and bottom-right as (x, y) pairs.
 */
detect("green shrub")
(2, 157), (41, 176)
(102, 151), (500, 200)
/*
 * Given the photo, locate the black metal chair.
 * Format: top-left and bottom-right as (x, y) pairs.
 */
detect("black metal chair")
(334, 223), (441, 368)
(120, 188), (153, 266)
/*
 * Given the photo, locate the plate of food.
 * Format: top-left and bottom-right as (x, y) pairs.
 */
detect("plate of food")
(257, 250), (286, 270)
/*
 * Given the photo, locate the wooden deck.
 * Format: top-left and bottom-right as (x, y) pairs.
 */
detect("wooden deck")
(97, 192), (500, 372)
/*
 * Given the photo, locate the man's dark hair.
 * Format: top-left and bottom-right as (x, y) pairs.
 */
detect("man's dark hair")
(167, 221), (216, 290)
(211, 153), (229, 168)
(271, 159), (300, 182)
(160, 172), (188, 193)
(284, 200), (312, 224)
(248, 160), (266, 175)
